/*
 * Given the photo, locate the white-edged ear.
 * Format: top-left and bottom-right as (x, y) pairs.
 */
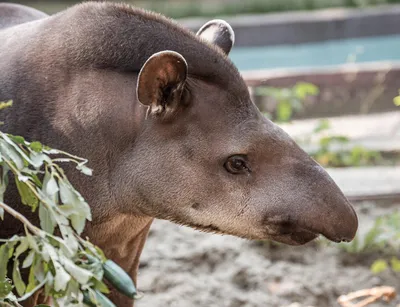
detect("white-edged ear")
(137, 51), (187, 115)
(197, 19), (235, 55)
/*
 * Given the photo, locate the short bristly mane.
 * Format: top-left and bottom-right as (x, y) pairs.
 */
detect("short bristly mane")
(50, 1), (246, 93)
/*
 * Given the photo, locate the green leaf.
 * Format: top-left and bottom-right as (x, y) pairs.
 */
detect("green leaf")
(59, 178), (91, 222)
(0, 279), (13, 298)
(26, 260), (37, 293)
(15, 238), (29, 258)
(39, 203), (56, 234)
(313, 119), (331, 134)
(0, 245), (9, 281)
(255, 87), (279, 97)
(30, 174), (43, 189)
(30, 152), (49, 169)
(8, 135), (25, 144)
(61, 256), (93, 285)
(29, 141), (43, 153)
(363, 224), (382, 250)
(76, 164), (93, 176)
(371, 259), (388, 274)
(276, 100), (292, 122)
(58, 179), (78, 206)
(43, 170), (59, 196)
(70, 214), (86, 235)
(59, 225), (79, 257)
(294, 82), (319, 99)
(330, 136), (350, 143)
(53, 260), (71, 292)
(33, 260), (46, 283)
(93, 278), (110, 294)
(394, 95), (400, 106)
(12, 260), (26, 296)
(7, 245), (16, 260)
(2, 164), (9, 188)
(26, 233), (39, 252)
(0, 139), (24, 170)
(23, 250), (36, 269)
(319, 136), (349, 148)
(15, 177), (39, 211)
(82, 242), (107, 263)
(1, 134), (35, 167)
(58, 204), (78, 217)
(390, 257), (400, 272)
(0, 164), (10, 209)
(0, 100), (13, 110)
(83, 289), (116, 307)
(103, 259), (136, 298)
(49, 287), (67, 299)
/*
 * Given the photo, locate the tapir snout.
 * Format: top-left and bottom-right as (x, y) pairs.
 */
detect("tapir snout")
(261, 153), (358, 245)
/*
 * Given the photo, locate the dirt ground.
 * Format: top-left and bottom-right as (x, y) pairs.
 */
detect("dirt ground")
(136, 201), (400, 307)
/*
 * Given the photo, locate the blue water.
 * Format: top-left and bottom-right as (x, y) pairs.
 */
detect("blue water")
(230, 34), (400, 71)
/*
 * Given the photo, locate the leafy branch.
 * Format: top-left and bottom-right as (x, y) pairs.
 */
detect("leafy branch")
(0, 108), (136, 306)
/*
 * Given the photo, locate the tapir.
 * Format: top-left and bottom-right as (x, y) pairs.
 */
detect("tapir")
(0, 2), (358, 306)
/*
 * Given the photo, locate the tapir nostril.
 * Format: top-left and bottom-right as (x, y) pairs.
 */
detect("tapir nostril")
(332, 207), (358, 243)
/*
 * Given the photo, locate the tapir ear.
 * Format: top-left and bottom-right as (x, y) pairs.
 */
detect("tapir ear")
(196, 19), (235, 55)
(137, 51), (187, 115)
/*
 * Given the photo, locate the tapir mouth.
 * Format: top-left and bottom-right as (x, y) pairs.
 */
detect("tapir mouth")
(266, 222), (355, 246)
(267, 226), (319, 246)
(264, 195), (358, 246)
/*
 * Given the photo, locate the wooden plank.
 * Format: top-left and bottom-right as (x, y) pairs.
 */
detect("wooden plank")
(278, 112), (400, 201)
(327, 166), (400, 200)
(242, 62), (400, 88)
(278, 111), (400, 152)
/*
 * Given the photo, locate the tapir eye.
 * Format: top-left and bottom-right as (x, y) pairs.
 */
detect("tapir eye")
(224, 155), (250, 174)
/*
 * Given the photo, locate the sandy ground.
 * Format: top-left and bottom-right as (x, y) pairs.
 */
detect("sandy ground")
(136, 202), (400, 307)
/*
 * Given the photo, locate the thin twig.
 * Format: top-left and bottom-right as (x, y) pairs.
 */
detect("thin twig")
(0, 202), (41, 236)
(3, 157), (61, 230)
(17, 277), (48, 302)
(338, 286), (396, 307)
(47, 149), (88, 163)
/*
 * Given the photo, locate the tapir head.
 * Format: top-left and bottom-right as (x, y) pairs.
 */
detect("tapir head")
(117, 20), (358, 245)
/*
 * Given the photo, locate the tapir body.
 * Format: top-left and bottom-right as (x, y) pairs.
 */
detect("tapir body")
(0, 2), (358, 306)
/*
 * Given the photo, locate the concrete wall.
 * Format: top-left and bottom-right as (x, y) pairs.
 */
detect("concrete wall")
(180, 5), (400, 47)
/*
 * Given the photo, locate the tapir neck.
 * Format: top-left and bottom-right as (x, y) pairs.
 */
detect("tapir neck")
(85, 214), (153, 303)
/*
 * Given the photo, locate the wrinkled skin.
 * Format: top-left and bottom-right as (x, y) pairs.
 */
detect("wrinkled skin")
(0, 2), (358, 306)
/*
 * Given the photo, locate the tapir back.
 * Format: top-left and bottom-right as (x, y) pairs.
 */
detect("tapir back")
(0, 3), (48, 29)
